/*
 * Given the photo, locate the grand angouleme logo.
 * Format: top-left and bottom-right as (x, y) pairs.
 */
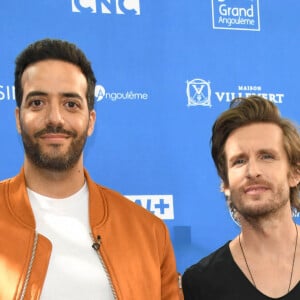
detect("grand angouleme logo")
(186, 79), (285, 108)
(212, 0), (260, 31)
(71, 0), (140, 15)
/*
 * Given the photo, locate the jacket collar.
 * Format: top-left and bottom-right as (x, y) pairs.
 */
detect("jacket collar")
(84, 169), (108, 228)
(7, 167), (107, 229)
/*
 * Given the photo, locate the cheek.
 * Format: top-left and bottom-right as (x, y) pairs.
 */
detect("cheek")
(227, 169), (243, 186)
(69, 117), (92, 136)
(20, 115), (35, 129)
(19, 113), (45, 135)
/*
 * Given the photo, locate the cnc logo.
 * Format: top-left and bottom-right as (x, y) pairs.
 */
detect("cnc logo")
(186, 78), (212, 107)
(212, 0), (260, 31)
(95, 84), (149, 102)
(71, 0), (140, 15)
(186, 79), (285, 108)
(126, 195), (174, 220)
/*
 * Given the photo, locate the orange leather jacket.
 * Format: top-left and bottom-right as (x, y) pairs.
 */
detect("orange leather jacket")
(0, 168), (180, 300)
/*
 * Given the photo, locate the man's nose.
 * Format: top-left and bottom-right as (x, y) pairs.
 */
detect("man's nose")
(246, 159), (261, 179)
(45, 102), (64, 126)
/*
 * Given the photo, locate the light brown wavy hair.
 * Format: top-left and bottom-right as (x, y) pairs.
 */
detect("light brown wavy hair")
(211, 95), (300, 212)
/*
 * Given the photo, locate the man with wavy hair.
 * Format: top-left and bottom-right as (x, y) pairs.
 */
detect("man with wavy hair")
(183, 96), (300, 299)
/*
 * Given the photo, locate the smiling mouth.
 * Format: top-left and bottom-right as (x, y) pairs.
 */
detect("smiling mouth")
(40, 134), (70, 139)
(39, 134), (71, 144)
(245, 186), (269, 195)
(34, 127), (76, 139)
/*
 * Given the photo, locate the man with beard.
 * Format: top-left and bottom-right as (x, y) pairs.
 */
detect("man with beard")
(0, 39), (180, 300)
(182, 96), (300, 299)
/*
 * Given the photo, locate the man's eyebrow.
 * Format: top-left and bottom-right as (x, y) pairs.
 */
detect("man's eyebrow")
(228, 153), (245, 163)
(257, 148), (276, 154)
(25, 91), (48, 102)
(61, 92), (84, 101)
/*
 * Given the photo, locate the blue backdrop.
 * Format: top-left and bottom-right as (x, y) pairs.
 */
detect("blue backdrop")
(0, 0), (299, 274)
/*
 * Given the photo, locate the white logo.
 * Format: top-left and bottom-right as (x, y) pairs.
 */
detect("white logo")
(94, 84), (149, 102)
(125, 195), (174, 220)
(212, 0), (260, 31)
(186, 80), (285, 108)
(0, 85), (15, 101)
(71, 0), (141, 15)
(95, 85), (106, 101)
(186, 78), (212, 107)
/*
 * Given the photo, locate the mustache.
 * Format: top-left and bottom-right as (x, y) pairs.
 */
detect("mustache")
(242, 178), (273, 189)
(33, 126), (77, 138)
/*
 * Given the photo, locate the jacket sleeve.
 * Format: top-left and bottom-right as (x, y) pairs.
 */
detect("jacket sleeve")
(160, 225), (181, 300)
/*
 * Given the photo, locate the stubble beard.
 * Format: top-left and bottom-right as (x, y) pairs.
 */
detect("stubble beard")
(231, 184), (290, 221)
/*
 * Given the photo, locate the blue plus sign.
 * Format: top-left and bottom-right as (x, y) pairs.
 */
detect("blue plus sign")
(155, 199), (169, 214)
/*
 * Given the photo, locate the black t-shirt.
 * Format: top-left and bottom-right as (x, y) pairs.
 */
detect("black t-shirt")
(182, 241), (300, 300)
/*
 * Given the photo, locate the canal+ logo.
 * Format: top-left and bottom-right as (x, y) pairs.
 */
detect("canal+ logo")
(126, 195), (174, 220)
(71, 0), (140, 15)
(212, 0), (260, 31)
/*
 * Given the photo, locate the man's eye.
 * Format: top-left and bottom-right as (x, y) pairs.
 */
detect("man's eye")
(66, 101), (78, 108)
(30, 99), (42, 107)
(233, 159), (245, 166)
(261, 153), (274, 160)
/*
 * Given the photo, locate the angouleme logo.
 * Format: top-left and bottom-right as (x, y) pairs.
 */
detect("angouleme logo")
(95, 84), (149, 102)
(125, 195), (174, 220)
(186, 79), (285, 108)
(71, 0), (140, 15)
(212, 0), (260, 31)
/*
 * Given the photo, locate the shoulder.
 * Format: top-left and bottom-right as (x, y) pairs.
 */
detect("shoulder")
(0, 175), (15, 186)
(92, 180), (167, 229)
(0, 172), (23, 197)
(91, 182), (173, 259)
(183, 242), (231, 283)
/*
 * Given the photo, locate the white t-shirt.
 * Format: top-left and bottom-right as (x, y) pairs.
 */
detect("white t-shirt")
(27, 183), (114, 300)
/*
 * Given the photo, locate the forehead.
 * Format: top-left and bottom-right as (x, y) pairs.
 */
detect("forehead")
(21, 59), (87, 89)
(224, 123), (285, 157)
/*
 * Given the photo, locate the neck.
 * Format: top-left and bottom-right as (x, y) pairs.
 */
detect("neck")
(23, 158), (85, 198)
(236, 223), (299, 296)
(240, 208), (296, 249)
(229, 206), (300, 297)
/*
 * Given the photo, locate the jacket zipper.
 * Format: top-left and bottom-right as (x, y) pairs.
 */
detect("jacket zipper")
(91, 233), (118, 299)
(20, 232), (38, 300)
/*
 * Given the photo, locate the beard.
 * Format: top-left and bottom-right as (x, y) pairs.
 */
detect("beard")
(20, 124), (88, 172)
(230, 180), (290, 221)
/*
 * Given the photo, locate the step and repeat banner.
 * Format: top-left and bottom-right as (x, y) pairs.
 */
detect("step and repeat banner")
(0, 0), (299, 273)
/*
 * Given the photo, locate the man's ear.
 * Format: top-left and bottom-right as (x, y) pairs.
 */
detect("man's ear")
(15, 107), (21, 134)
(220, 181), (231, 197)
(87, 109), (96, 137)
(224, 188), (231, 197)
(289, 166), (300, 188)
